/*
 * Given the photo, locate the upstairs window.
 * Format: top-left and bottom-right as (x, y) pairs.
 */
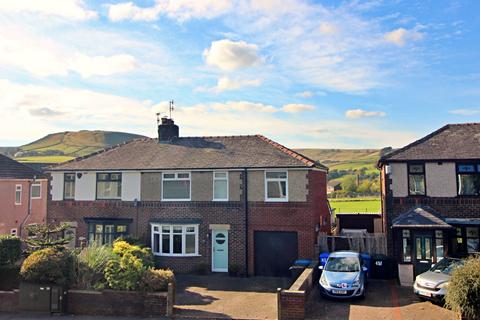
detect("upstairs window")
(457, 163), (480, 196)
(162, 172), (190, 201)
(213, 172), (228, 201)
(265, 171), (288, 201)
(15, 185), (22, 205)
(96, 173), (122, 199)
(408, 164), (425, 196)
(64, 173), (75, 199)
(31, 183), (41, 199)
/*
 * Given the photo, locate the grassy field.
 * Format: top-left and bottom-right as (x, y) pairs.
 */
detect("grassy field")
(16, 156), (75, 163)
(329, 198), (381, 214)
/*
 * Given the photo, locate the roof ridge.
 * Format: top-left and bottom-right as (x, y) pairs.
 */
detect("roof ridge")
(378, 124), (452, 166)
(255, 134), (324, 169)
(46, 137), (146, 170)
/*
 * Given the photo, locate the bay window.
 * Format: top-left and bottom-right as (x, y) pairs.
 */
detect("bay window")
(151, 224), (198, 256)
(96, 172), (122, 199)
(408, 163), (425, 196)
(162, 172), (190, 201)
(64, 173), (75, 199)
(213, 172), (228, 201)
(457, 163), (480, 196)
(265, 171), (288, 201)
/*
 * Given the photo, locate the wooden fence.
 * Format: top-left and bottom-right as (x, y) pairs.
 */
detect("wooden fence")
(317, 232), (387, 255)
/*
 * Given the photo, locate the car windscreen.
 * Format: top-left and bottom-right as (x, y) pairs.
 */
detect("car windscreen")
(430, 258), (464, 275)
(325, 257), (360, 272)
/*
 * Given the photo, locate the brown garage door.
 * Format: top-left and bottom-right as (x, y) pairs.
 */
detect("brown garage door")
(254, 231), (298, 277)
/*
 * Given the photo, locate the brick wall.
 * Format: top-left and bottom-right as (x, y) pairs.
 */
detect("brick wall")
(0, 290), (19, 312)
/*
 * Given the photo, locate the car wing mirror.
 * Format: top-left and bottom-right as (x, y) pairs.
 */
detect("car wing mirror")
(319, 265), (324, 270)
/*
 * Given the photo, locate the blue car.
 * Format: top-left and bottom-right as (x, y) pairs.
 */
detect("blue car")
(318, 251), (367, 299)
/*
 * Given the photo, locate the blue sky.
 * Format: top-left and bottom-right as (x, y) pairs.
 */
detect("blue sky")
(1, 0), (479, 148)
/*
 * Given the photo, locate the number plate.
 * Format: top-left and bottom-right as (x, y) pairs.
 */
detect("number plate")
(332, 290), (347, 294)
(417, 289), (431, 297)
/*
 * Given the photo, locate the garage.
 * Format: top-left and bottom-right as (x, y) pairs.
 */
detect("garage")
(254, 231), (298, 277)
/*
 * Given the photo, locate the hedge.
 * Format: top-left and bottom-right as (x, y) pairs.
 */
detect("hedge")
(0, 235), (21, 265)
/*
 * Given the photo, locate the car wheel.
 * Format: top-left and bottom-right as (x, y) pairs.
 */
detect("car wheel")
(359, 289), (366, 300)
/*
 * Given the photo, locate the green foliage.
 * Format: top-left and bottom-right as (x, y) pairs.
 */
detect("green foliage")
(329, 198), (381, 214)
(341, 175), (358, 193)
(75, 244), (117, 290)
(104, 253), (145, 291)
(0, 235), (21, 265)
(112, 240), (153, 267)
(20, 248), (73, 285)
(445, 257), (480, 319)
(24, 223), (72, 254)
(141, 268), (175, 292)
(0, 264), (21, 290)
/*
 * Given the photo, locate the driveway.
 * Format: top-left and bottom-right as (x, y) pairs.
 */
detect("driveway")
(306, 280), (454, 320)
(174, 274), (290, 319)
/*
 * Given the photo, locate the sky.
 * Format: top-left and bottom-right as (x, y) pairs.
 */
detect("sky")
(0, 0), (479, 149)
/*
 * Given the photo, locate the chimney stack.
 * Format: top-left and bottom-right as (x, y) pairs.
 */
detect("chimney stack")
(158, 117), (179, 142)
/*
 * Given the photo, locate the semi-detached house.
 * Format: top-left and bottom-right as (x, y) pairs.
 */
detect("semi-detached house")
(47, 118), (330, 276)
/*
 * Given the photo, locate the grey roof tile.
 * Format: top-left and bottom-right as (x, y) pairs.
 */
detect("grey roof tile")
(0, 154), (44, 179)
(392, 206), (453, 228)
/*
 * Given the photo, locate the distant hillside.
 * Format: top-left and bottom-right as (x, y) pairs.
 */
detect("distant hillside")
(5, 131), (146, 163)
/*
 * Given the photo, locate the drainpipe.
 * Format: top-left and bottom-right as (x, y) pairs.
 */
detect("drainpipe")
(244, 168), (249, 277)
(19, 175), (36, 238)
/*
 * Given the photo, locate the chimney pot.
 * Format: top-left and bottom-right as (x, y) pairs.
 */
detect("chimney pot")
(158, 117), (179, 142)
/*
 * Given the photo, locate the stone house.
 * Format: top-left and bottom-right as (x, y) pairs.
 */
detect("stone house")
(47, 118), (331, 276)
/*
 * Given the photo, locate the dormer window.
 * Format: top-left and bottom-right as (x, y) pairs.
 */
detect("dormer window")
(408, 164), (425, 196)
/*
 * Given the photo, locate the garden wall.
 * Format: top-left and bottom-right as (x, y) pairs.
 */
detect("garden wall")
(0, 290), (19, 312)
(278, 261), (319, 320)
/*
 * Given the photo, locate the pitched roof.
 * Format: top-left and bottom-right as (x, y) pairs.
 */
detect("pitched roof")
(0, 154), (44, 179)
(391, 206), (452, 229)
(379, 123), (480, 164)
(49, 135), (327, 171)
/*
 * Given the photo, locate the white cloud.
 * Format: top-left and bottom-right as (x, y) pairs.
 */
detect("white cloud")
(282, 104), (315, 113)
(108, 0), (232, 22)
(345, 109), (387, 119)
(203, 39), (261, 71)
(296, 91), (314, 98)
(384, 27), (424, 46)
(318, 22), (338, 35)
(449, 108), (480, 116)
(196, 76), (262, 93)
(0, 0), (97, 20)
(210, 101), (278, 113)
(0, 24), (137, 78)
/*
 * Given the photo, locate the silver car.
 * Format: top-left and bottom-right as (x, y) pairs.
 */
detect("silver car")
(318, 251), (367, 299)
(413, 257), (464, 303)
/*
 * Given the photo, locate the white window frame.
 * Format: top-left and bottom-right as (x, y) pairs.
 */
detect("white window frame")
(151, 224), (199, 257)
(31, 183), (42, 199)
(10, 228), (17, 236)
(213, 171), (229, 201)
(15, 185), (22, 205)
(264, 170), (289, 202)
(161, 172), (191, 201)
(64, 173), (76, 200)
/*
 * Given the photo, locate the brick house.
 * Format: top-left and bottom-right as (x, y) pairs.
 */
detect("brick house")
(0, 154), (48, 237)
(47, 118), (330, 276)
(378, 123), (480, 284)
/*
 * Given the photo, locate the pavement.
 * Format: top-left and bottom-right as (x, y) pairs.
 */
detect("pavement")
(306, 280), (455, 320)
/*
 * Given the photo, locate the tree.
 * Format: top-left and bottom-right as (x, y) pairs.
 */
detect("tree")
(24, 223), (72, 254)
(357, 180), (371, 193)
(341, 175), (357, 193)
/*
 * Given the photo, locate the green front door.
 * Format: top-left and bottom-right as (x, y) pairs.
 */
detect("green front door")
(212, 230), (228, 272)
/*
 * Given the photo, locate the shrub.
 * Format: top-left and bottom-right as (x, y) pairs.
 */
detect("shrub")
(445, 257), (480, 320)
(24, 224), (72, 254)
(141, 268), (174, 292)
(75, 244), (117, 290)
(112, 240), (153, 267)
(0, 235), (21, 265)
(104, 253), (145, 291)
(20, 248), (72, 285)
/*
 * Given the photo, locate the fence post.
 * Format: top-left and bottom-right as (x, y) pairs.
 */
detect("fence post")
(167, 282), (174, 317)
(277, 288), (282, 320)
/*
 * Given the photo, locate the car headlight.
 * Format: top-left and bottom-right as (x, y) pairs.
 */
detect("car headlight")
(436, 282), (449, 289)
(352, 278), (361, 287)
(320, 275), (329, 287)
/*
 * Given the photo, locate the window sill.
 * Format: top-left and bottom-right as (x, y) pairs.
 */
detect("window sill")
(212, 199), (229, 202)
(265, 199), (289, 202)
(161, 199), (191, 202)
(153, 253), (201, 257)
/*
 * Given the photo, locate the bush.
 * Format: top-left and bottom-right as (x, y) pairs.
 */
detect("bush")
(0, 235), (21, 265)
(445, 257), (480, 320)
(20, 248), (73, 285)
(75, 244), (117, 290)
(112, 240), (153, 267)
(104, 253), (145, 291)
(141, 268), (174, 292)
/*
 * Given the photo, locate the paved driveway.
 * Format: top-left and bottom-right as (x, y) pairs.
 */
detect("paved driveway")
(306, 280), (454, 320)
(174, 274), (290, 319)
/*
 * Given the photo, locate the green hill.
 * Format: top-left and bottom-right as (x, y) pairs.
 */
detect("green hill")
(11, 131), (146, 163)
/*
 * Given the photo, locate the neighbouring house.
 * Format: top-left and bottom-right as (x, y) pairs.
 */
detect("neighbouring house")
(0, 154), (48, 237)
(378, 123), (480, 284)
(327, 181), (342, 194)
(47, 118), (331, 276)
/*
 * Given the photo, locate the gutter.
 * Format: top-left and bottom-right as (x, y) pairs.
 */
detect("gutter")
(244, 168), (249, 277)
(19, 176), (36, 238)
